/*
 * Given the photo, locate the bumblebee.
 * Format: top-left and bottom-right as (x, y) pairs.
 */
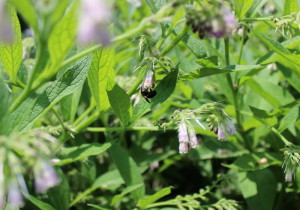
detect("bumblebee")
(140, 87), (157, 103)
(140, 70), (157, 103)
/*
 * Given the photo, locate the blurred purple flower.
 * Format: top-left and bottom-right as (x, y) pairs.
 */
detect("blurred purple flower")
(34, 160), (60, 193)
(225, 119), (236, 135)
(178, 121), (189, 154)
(0, 0), (13, 43)
(7, 181), (24, 208)
(188, 128), (198, 148)
(78, 0), (111, 46)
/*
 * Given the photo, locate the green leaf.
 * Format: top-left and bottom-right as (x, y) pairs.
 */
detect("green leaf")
(27, 195), (56, 210)
(46, 0), (79, 78)
(107, 84), (132, 126)
(138, 187), (172, 209)
(195, 56), (218, 67)
(88, 47), (115, 112)
(87, 204), (112, 210)
(223, 153), (281, 171)
(278, 106), (299, 133)
(11, 0), (37, 30)
(60, 86), (83, 122)
(284, 0), (299, 15)
(181, 34), (207, 58)
(112, 184), (144, 205)
(180, 65), (264, 81)
(55, 142), (112, 166)
(249, 106), (278, 127)
(234, 0), (254, 19)
(8, 55), (93, 133)
(277, 63), (300, 92)
(146, 0), (167, 13)
(238, 169), (277, 210)
(131, 67), (178, 124)
(252, 29), (300, 70)
(0, 5), (22, 83)
(247, 0), (268, 17)
(47, 170), (70, 210)
(0, 80), (10, 121)
(51, 0), (71, 26)
(70, 169), (124, 207)
(109, 144), (145, 201)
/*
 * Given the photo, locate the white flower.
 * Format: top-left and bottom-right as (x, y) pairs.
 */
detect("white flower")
(188, 128), (198, 148)
(7, 180), (24, 208)
(179, 142), (188, 154)
(217, 123), (227, 141)
(178, 121), (189, 143)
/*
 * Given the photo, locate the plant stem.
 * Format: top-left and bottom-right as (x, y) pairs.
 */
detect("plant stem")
(234, 26), (246, 84)
(51, 108), (67, 132)
(86, 126), (175, 132)
(159, 24), (190, 57)
(242, 17), (274, 22)
(73, 101), (97, 126)
(270, 127), (292, 146)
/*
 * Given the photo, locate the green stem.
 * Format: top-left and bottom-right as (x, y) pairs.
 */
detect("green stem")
(86, 126), (175, 132)
(74, 111), (100, 132)
(270, 127), (292, 146)
(159, 24), (190, 57)
(145, 201), (179, 209)
(242, 17), (274, 22)
(73, 101), (97, 126)
(234, 26), (246, 84)
(51, 108), (66, 131)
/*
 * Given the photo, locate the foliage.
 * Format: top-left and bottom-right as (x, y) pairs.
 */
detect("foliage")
(0, 0), (300, 209)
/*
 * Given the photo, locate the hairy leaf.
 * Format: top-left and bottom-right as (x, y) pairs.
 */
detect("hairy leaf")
(0, 5), (22, 83)
(138, 187), (172, 208)
(88, 47), (115, 112)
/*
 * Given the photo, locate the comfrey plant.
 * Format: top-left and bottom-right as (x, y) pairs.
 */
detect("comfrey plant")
(0, 131), (59, 208)
(162, 103), (236, 153)
(186, 0), (237, 38)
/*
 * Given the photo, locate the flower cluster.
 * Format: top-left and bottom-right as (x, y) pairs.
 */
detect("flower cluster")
(78, 0), (111, 46)
(0, 131), (60, 209)
(178, 120), (199, 154)
(186, 1), (237, 39)
(282, 146), (300, 182)
(162, 103), (236, 154)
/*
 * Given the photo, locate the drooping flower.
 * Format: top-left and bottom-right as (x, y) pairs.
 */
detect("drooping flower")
(34, 160), (60, 193)
(178, 121), (189, 154)
(188, 127), (199, 148)
(7, 180), (24, 208)
(217, 123), (227, 141)
(78, 0), (111, 46)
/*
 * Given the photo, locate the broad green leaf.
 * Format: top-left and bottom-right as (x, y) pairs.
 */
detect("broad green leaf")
(277, 63), (300, 92)
(70, 169), (124, 207)
(46, 0), (79, 78)
(146, 0), (167, 13)
(284, 0), (299, 15)
(107, 84), (132, 126)
(109, 144), (145, 200)
(47, 170), (70, 210)
(27, 195), (56, 210)
(8, 55), (93, 133)
(181, 34), (207, 58)
(180, 65), (264, 81)
(88, 47), (115, 112)
(252, 29), (300, 70)
(0, 5), (22, 83)
(223, 153), (281, 171)
(60, 86), (83, 122)
(238, 169), (277, 210)
(0, 80), (10, 135)
(131, 67), (178, 124)
(51, 0), (70, 26)
(55, 142), (112, 166)
(11, 0), (37, 30)
(111, 184), (144, 205)
(249, 106), (278, 127)
(138, 187), (172, 208)
(234, 0), (254, 19)
(278, 106), (299, 132)
(195, 56), (218, 67)
(247, 0), (268, 17)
